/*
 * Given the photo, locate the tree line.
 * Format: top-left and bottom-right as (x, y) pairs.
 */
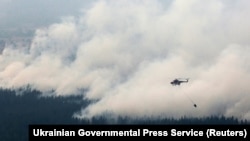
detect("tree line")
(0, 87), (248, 141)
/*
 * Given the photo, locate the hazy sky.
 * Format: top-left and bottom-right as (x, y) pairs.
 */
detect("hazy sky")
(0, 0), (94, 28)
(0, 0), (250, 121)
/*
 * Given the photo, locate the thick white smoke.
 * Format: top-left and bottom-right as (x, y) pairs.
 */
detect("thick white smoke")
(0, 0), (250, 120)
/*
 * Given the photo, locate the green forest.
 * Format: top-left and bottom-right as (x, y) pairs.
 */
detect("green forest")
(0, 87), (248, 141)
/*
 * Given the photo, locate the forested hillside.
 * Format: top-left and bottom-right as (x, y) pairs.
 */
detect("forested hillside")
(0, 88), (248, 141)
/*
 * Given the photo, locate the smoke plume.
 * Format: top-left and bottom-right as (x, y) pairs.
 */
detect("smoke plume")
(1, 0), (250, 120)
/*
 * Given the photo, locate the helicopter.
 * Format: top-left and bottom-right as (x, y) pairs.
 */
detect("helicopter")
(170, 78), (189, 86)
(170, 78), (197, 108)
